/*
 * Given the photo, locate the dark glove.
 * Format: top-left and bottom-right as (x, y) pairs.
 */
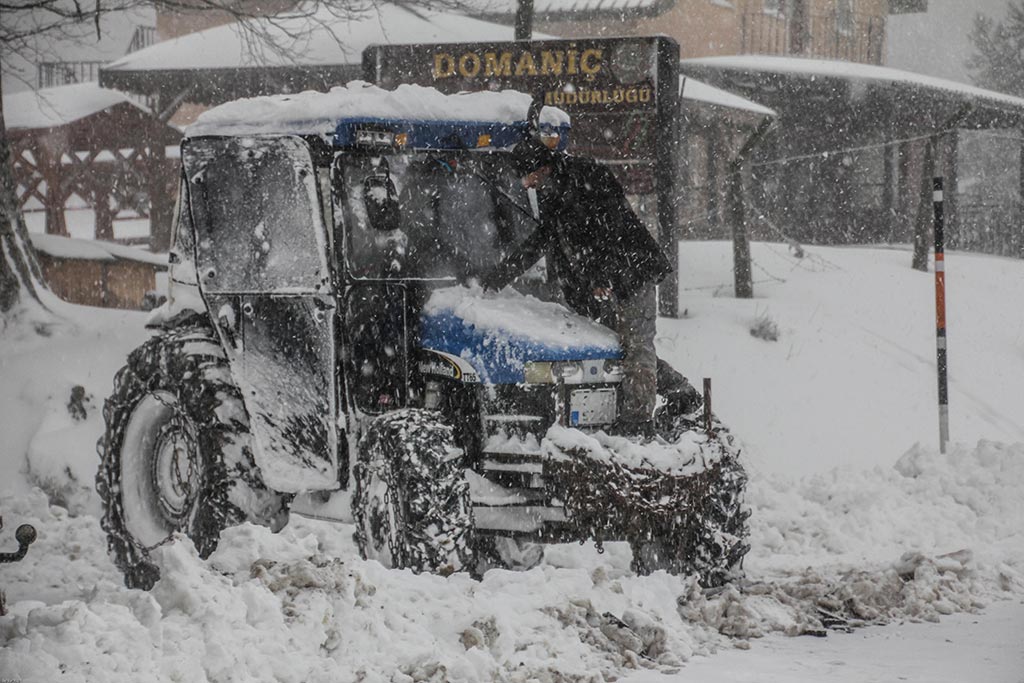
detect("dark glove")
(479, 268), (507, 292)
(453, 262), (479, 286)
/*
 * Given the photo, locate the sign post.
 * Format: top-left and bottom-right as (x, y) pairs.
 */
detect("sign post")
(933, 176), (949, 454)
(364, 37), (682, 316)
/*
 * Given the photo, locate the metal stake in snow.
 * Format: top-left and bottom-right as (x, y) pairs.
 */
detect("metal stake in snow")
(933, 177), (950, 454)
(703, 378), (713, 436)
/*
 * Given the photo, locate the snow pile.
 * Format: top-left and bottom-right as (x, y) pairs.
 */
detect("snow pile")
(3, 480), (1020, 683)
(746, 441), (1024, 571)
(681, 549), (996, 640)
(188, 81), (569, 138)
(24, 387), (101, 517)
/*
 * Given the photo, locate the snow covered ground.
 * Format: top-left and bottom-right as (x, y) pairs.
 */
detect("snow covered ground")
(1, 241), (1023, 682)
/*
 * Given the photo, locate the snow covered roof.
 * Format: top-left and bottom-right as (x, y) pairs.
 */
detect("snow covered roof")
(104, 4), (538, 74)
(4, 83), (144, 131)
(468, 0), (665, 17)
(30, 233), (168, 267)
(683, 56), (1024, 113)
(681, 77), (775, 118)
(187, 81), (570, 144)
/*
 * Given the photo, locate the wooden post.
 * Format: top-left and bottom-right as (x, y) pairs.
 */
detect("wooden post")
(94, 188), (114, 241)
(728, 116), (774, 299)
(38, 144), (68, 237)
(943, 130), (959, 252)
(882, 142), (894, 233)
(911, 138), (934, 272)
(727, 163), (753, 298)
(148, 144), (173, 252)
(655, 40), (681, 317)
(514, 0), (534, 40)
(706, 126), (720, 230)
(1019, 132), (1024, 257)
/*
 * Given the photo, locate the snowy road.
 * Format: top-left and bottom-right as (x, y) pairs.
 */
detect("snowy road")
(628, 600), (1024, 683)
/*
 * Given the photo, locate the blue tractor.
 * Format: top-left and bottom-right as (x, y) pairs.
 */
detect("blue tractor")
(97, 82), (748, 589)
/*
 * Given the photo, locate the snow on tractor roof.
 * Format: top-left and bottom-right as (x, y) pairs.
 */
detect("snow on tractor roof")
(188, 81), (570, 150)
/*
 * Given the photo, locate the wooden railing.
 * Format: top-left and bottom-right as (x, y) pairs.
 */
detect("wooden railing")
(36, 24), (155, 88)
(37, 61), (106, 88)
(741, 11), (885, 64)
(127, 25), (157, 53)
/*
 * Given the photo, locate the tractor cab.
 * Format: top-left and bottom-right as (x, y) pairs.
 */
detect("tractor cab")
(174, 82), (618, 492)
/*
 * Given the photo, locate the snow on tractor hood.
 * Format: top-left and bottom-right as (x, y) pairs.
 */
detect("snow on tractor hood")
(420, 285), (621, 384)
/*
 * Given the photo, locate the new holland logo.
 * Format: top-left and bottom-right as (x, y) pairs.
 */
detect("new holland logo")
(418, 355), (461, 380)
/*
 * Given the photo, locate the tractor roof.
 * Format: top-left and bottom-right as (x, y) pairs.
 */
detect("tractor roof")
(187, 80), (570, 151)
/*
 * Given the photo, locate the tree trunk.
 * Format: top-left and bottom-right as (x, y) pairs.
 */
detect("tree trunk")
(0, 79), (48, 314)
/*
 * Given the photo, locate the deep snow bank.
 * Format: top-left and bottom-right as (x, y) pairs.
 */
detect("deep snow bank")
(3, 441), (1022, 683)
(747, 440), (1024, 571)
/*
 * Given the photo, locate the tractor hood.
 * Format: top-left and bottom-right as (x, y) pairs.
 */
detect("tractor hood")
(419, 286), (621, 384)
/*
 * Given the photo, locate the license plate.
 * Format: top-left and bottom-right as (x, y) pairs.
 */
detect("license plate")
(569, 388), (617, 426)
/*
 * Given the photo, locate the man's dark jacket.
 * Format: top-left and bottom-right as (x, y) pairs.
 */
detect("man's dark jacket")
(487, 155), (671, 319)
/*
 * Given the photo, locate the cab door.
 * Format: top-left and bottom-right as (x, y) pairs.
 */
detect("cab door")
(182, 135), (339, 493)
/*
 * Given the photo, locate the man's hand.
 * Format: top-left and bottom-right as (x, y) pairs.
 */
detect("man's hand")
(592, 287), (613, 300)
(454, 262), (480, 287)
(479, 268), (506, 292)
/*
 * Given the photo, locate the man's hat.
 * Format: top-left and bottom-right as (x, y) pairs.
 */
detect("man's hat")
(510, 135), (557, 177)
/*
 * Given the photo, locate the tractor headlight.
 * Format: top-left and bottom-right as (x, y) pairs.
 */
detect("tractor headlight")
(603, 359), (624, 377)
(552, 361), (583, 380)
(355, 128), (397, 148)
(524, 361), (553, 384)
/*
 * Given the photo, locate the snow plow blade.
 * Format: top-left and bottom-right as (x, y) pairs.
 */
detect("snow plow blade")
(470, 422), (751, 587)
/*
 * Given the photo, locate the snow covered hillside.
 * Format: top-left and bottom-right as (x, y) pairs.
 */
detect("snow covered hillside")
(1, 242), (1022, 682)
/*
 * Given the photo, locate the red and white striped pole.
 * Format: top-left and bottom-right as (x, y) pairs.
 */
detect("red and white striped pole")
(933, 177), (949, 454)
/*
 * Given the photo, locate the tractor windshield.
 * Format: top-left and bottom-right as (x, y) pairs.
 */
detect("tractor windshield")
(336, 152), (536, 281)
(182, 136), (329, 294)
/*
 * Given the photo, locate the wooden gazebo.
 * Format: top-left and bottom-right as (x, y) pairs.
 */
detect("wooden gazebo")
(6, 83), (181, 250)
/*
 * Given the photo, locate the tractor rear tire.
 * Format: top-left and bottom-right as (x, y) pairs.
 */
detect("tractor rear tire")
(352, 409), (474, 574)
(96, 323), (287, 590)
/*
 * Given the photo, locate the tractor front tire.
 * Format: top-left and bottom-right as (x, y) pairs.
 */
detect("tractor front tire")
(352, 409), (474, 574)
(96, 323), (287, 590)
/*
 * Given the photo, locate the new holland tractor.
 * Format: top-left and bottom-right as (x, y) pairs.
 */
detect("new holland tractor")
(96, 82), (748, 590)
